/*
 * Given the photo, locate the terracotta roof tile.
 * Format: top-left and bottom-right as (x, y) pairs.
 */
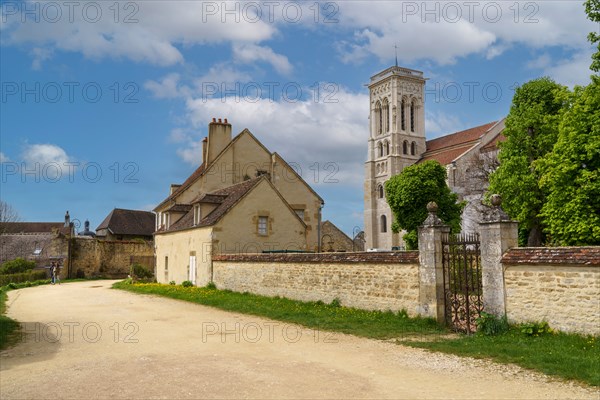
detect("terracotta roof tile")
(419, 121), (497, 166)
(502, 247), (600, 266)
(481, 132), (506, 152)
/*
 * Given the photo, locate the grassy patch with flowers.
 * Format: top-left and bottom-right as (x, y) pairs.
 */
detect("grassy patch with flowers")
(112, 280), (443, 339)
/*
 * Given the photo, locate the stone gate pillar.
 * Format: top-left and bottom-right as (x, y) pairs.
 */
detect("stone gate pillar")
(417, 202), (450, 323)
(479, 195), (518, 316)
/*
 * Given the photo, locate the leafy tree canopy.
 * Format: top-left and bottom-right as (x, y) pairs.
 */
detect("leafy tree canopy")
(488, 77), (569, 246)
(585, 0), (600, 72)
(385, 160), (464, 249)
(539, 76), (600, 245)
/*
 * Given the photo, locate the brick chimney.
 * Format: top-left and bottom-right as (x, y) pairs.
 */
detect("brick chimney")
(206, 118), (232, 165)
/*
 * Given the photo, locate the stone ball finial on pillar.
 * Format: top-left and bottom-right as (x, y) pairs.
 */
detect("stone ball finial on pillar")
(423, 201), (444, 226)
(490, 194), (502, 207)
(483, 194), (510, 222)
(426, 201), (438, 213)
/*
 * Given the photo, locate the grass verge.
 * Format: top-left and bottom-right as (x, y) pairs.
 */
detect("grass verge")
(406, 329), (600, 387)
(112, 281), (442, 339)
(114, 281), (599, 387)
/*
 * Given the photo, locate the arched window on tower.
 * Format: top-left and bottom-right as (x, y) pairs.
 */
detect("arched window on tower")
(410, 100), (416, 132)
(411, 141), (416, 156)
(375, 101), (382, 135)
(380, 215), (387, 233)
(385, 140), (390, 156)
(403, 140), (408, 155)
(382, 98), (390, 133)
(378, 184), (384, 199)
(401, 99), (406, 131)
(377, 141), (383, 157)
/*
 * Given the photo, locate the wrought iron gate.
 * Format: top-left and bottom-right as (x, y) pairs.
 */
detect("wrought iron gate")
(441, 233), (483, 334)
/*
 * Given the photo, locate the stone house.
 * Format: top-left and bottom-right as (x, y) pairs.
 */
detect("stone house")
(320, 220), (363, 252)
(95, 208), (155, 241)
(153, 118), (323, 285)
(0, 222), (68, 268)
(364, 65), (505, 249)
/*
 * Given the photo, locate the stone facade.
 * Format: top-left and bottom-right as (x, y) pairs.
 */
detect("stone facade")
(502, 247), (600, 335)
(364, 66), (427, 250)
(320, 220), (355, 252)
(212, 252), (420, 314)
(69, 237), (154, 279)
(155, 178), (308, 285)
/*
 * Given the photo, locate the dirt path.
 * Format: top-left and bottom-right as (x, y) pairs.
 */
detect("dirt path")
(0, 281), (597, 399)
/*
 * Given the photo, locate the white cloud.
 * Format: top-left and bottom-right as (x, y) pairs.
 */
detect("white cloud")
(542, 50), (595, 88)
(30, 47), (53, 70)
(144, 73), (190, 99)
(182, 86), (369, 187)
(334, 1), (596, 66)
(527, 54), (552, 70)
(232, 43), (293, 75)
(3, 1), (276, 66)
(425, 111), (463, 138)
(22, 143), (71, 165)
(20, 143), (74, 181)
(0, 152), (10, 162)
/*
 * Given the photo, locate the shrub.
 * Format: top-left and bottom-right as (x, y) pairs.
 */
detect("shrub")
(476, 312), (509, 336)
(520, 321), (554, 337)
(130, 264), (153, 279)
(206, 282), (217, 290)
(397, 309), (409, 319)
(330, 298), (342, 308)
(0, 258), (36, 275)
(181, 280), (193, 287)
(0, 270), (47, 286)
(169, 281), (176, 285)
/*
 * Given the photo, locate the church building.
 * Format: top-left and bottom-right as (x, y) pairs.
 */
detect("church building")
(364, 66), (505, 250)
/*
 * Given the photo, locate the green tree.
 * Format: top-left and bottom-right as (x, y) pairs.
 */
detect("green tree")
(385, 160), (464, 249)
(585, 0), (600, 72)
(539, 76), (600, 245)
(488, 78), (569, 246)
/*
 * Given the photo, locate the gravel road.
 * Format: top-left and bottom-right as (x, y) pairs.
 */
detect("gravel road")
(1, 280), (597, 399)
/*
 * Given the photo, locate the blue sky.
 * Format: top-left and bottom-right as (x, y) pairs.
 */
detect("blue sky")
(0, 0), (597, 236)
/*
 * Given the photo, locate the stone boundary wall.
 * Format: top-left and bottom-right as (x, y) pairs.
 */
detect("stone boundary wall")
(212, 252), (420, 314)
(71, 238), (154, 278)
(502, 247), (600, 335)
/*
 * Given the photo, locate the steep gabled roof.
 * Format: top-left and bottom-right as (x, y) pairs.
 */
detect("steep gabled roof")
(95, 208), (155, 236)
(154, 127), (324, 210)
(322, 220), (353, 243)
(164, 177), (264, 233)
(420, 121), (497, 165)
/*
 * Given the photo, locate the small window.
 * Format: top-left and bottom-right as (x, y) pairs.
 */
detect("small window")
(378, 142), (383, 157)
(378, 185), (384, 199)
(258, 216), (268, 236)
(403, 141), (408, 155)
(385, 141), (390, 156)
(411, 141), (416, 156)
(165, 256), (169, 271)
(193, 205), (201, 226)
(380, 215), (387, 233)
(294, 209), (304, 220)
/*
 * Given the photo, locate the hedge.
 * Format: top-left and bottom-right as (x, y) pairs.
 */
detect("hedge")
(0, 270), (48, 286)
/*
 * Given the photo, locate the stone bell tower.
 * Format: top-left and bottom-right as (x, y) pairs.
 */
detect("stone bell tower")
(364, 66), (427, 250)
